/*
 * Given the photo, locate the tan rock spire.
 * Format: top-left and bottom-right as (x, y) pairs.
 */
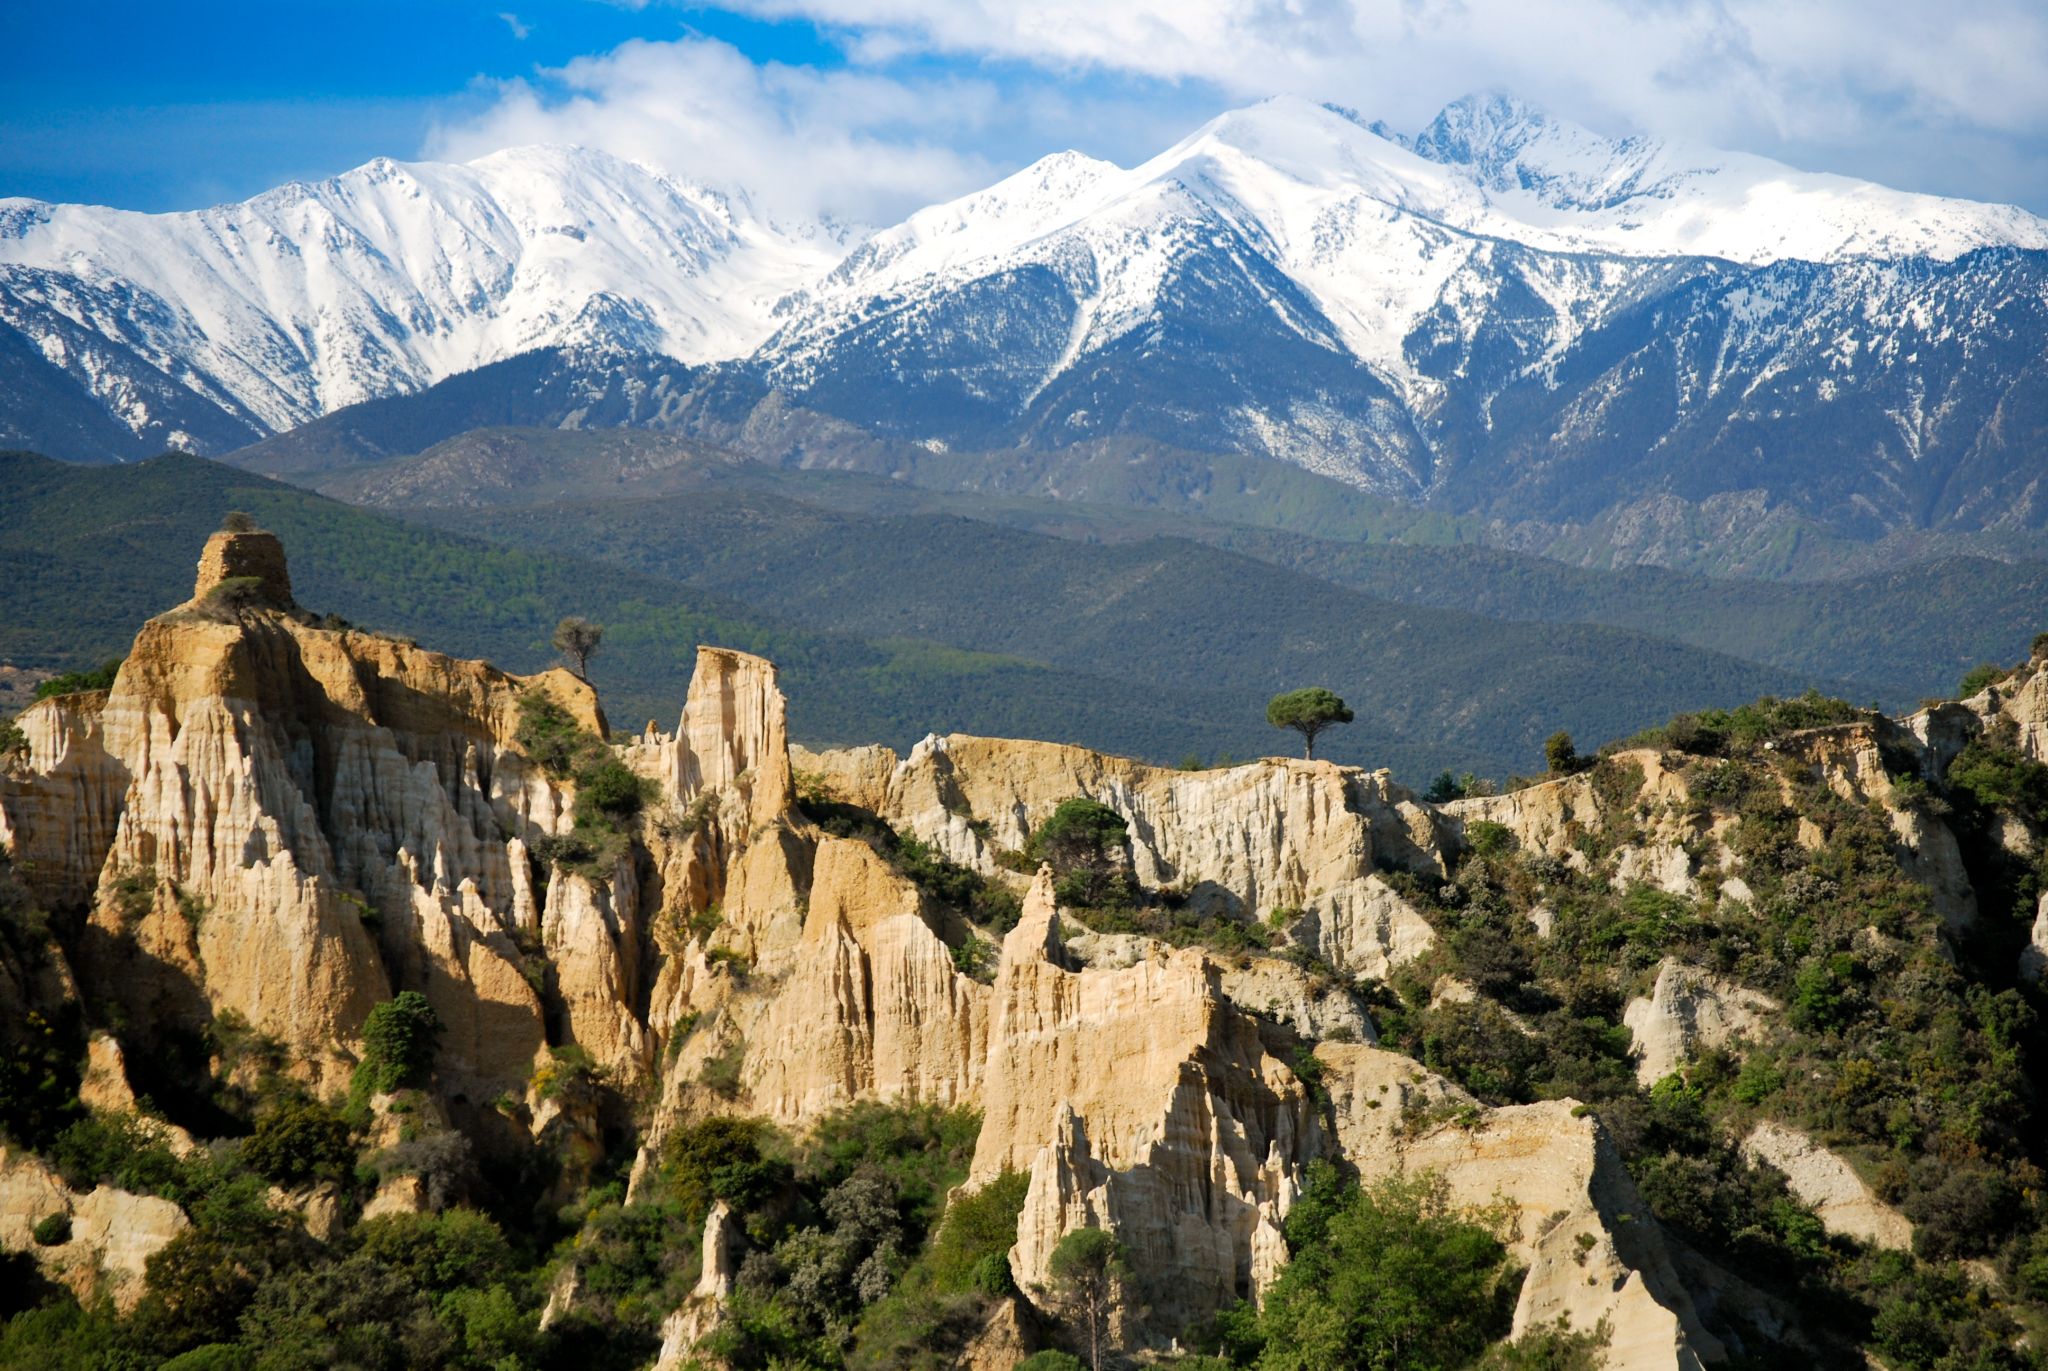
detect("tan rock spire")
(192, 527), (294, 608)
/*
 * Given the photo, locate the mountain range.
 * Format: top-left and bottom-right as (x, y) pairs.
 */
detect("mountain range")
(6, 93), (2047, 549)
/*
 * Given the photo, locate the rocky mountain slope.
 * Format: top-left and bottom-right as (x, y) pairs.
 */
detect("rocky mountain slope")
(5, 525), (2048, 1367)
(0, 147), (843, 457)
(8, 95), (2046, 550)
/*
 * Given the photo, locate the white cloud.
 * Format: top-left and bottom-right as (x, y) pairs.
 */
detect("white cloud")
(706, 0), (2048, 202)
(498, 13), (532, 41)
(428, 1), (2048, 223)
(425, 36), (1001, 224)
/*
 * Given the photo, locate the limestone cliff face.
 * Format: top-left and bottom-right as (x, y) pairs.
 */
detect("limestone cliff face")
(724, 835), (990, 1124)
(0, 690), (126, 912)
(1971, 651), (2048, 761)
(631, 647), (795, 837)
(1449, 749), (1711, 895)
(982, 872), (1315, 1333)
(1454, 729), (1981, 931)
(14, 529), (2013, 1367)
(797, 734), (1448, 976)
(1741, 1123), (1913, 1251)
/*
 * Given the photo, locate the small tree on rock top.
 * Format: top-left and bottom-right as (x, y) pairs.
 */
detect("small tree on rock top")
(552, 617), (604, 678)
(1267, 688), (1354, 761)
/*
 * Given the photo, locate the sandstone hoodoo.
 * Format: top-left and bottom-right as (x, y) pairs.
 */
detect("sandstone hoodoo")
(3, 531), (2047, 1368)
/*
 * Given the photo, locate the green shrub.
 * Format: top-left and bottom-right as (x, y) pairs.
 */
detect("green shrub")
(1956, 663), (2008, 698)
(48, 1113), (188, 1197)
(1463, 820), (1516, 859)
(531, 1044), (607, 1104)
(660, 1116), (789, 1227)
(1016, 1354), (1087, 1371)
(0, 1006), (85, 1150)
(1474, 1318), (1612, 1370)
(1246, 1170), (1514, 1371)
(31, 1213), (70, 1246)
(513, 691), (601, 778)
(950, 935), (998, 982)
(354, 1210), (513, 1292)
(33, 660), (122, 701)
(109, 865), (156, 927)
(352, 991), (442, 1101)
(906, 1171), (1026, 1299)
(1902, 1167), (2021, 1262)
(1030, 798), (1128, 873)
(1544, 731), (1581, 775)
(1731, 1056), (1784, 1105)
(235, 1250), (442, 1370)
(574, 756), (653, 825)
(159, 1345), (255, 1371)
(241, 1096), (354, 1188)
(1947, 723), (2048, 824)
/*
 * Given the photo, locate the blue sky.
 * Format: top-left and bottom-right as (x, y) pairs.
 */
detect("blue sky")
(0, 4), (850, 207)
(5, 1), (2046, 221)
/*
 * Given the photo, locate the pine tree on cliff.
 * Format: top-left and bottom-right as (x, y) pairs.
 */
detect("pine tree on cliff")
(1044, 1226), (1129, 1371)
(552, 616), (604, 679)
(1267, 687), (1354, 760)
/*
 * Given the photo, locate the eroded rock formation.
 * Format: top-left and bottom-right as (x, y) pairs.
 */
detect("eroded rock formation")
(6, 527), (2029, 1369)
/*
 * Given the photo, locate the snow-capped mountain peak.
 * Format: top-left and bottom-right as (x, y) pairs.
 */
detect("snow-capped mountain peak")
(9, 92), (2048, 475)
(1408, 91), (2048, 264)
(0, 144), (846, 433)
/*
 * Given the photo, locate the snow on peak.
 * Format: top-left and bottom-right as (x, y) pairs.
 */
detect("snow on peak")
(1407, 91), (2048, 263)
(10, 94), (2048, 452)
(0, 143), (848, 430)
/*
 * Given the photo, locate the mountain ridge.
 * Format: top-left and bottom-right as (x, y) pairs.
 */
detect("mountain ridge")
(8, 94), (2047, 553)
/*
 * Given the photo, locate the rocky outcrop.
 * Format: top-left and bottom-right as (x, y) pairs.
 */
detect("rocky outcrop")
(631, 646), (794, 837)
(981, 871), (1315, 1338)
(1740, 1122), (1913, 1252)
(542, 864), (652, 1081)
(1623, 961), (1780, 1086)
(0, 531), (615, 1098)
(1318, 1045), (1724, 1369)
(727, 836), (989, 1125)
(15, 526), (2009, 1366)
(652, 1201), (742, 1371)
(76, 1035), (200, 1156)
(192, 527), (294, 607)
(0, 1144), (189, 1312)
(798, 735), (1450, 972)
(1450, 751), (1710, 891)
(1288, 872), (1436, 978)
(1780, 723), (1979, 931)
(2022, 894), (2048, 983)
(1981, 656), (2048, 762)
(0, 689), (126, 911)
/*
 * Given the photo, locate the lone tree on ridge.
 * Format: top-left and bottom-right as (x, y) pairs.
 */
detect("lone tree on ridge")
(552, 617), (605, 679)
(1267, 687), (1354, 761)
(1544, 730), (1581, 775)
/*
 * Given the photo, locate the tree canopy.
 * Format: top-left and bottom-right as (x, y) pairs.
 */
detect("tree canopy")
(551, 616), (604, 678)
(1266, 688), (1354, 760)
(1235, 1167), (1515, 1370)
